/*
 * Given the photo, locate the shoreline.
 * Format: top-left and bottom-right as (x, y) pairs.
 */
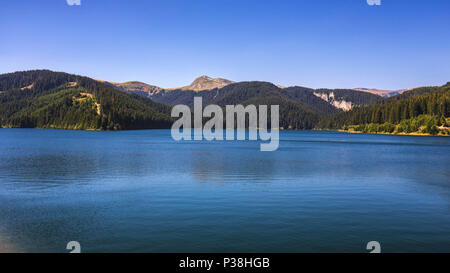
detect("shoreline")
(2, 126), (450, 137)
(318, 128), (450, 137)
(0, 125), (170, 131)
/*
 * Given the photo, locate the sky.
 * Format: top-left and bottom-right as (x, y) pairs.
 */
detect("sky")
(1, 0), (449, 90)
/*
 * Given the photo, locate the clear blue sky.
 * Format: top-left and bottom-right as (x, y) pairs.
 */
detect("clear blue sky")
(1, 0), (449, 90)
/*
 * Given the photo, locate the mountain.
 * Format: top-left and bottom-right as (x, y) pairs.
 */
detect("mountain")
(354, 88), (410, 98)
(171, 75), (234, 91)
(102, 75), (234, 96)
(151, 82), (381, 112)
(209, 82), (322, 129)
(99, 80), (163, 97)
(101, 76), (382, 115)
(0, 70), (173, 130)
(307, 88), (382, 111)
(318, 83), (450, 135)
(150, 81), (382, 129)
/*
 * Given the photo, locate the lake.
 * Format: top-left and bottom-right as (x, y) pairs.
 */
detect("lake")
(0, 129), (449, 252)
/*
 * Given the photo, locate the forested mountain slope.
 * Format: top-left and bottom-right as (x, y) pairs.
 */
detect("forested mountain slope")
(150, 81), (381, 129)
(317, 83), (450, 135)
(0, 70), (173, 130)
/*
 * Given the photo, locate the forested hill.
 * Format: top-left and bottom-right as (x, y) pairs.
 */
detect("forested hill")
(150, 81), (381, 129)
(317, 83), (450, 135)
(151, 82), (381, 111)
(0, 70), (173, 130)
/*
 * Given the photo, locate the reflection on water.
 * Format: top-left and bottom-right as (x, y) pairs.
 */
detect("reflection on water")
(0, 129), (449, 252)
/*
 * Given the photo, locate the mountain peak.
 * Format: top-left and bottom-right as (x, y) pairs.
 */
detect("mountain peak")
(179, 75), (234, 91)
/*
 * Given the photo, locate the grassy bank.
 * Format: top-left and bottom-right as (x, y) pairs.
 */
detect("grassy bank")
(326, 115), (450, 136)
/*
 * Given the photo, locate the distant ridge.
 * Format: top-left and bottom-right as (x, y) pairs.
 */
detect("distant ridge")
(102, 75), (234, 94)
(354, 88), (410, 98)
(103, 76), (414, 98)
(97, 80), (163, 96)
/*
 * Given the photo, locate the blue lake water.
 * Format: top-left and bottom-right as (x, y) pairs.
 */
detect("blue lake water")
(0, 128), (449, 253)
